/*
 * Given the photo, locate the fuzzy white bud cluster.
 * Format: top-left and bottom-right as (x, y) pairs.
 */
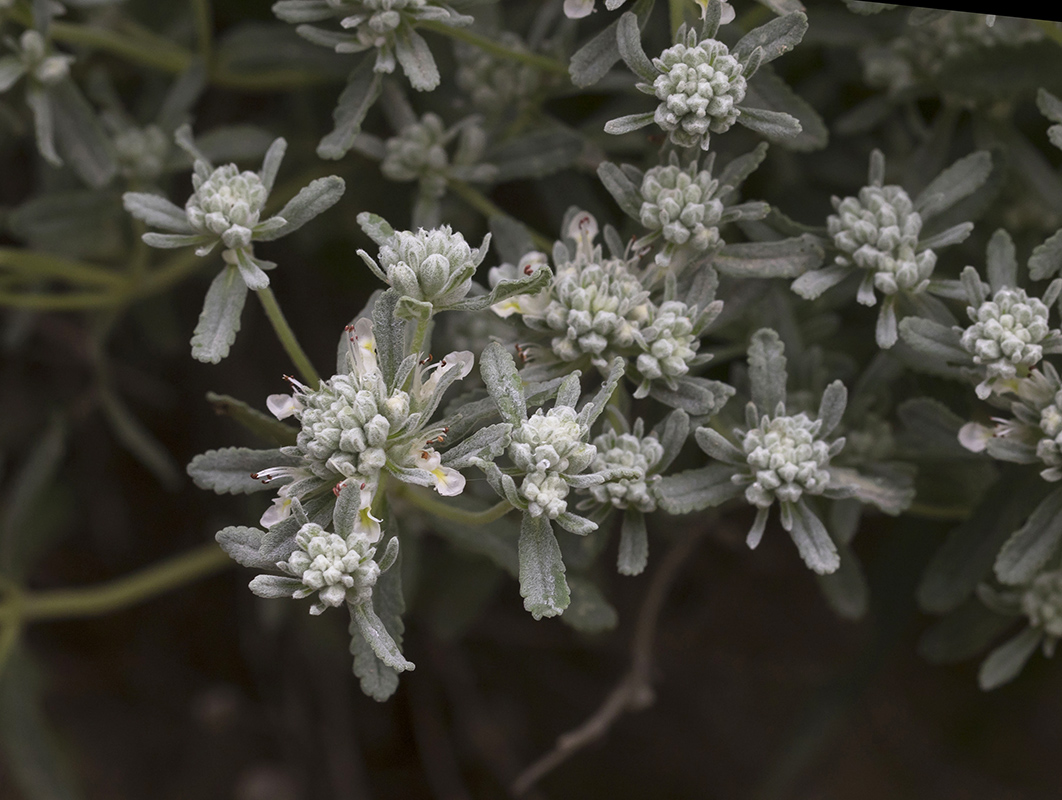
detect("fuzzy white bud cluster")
(381, 113), (450, 184)
(454, 35), (540, 110)
(377, 226), (479, 306)
(828, 184), (935, 296)
(961, 287), (1053, 382)
(347, 0), (428, 49)
(113, 124), (169, 181)
(1021, 570), (1062, 639)
(636, 300), (699, 384)
(510, 406), (596, 518)
(1037, 392), (1062, 480)
(587, 430), (663, 512)
(652, 37), (746, 149)
(741, 413), (834, 507)
(542, 258), (651, 361)
(14, 30), (73, 86)
(639, 164), (725, 250)
(186, 164), (268, 250)
(278, 522), (380, 615)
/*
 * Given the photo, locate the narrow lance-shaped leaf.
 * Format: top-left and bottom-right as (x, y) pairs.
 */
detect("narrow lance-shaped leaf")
(257, 176), (345, 241)
(518, 513), (570, 620)
(187, 447), (299, 495)
(318, 57), (384, 160)
(617, 510), (649, 576)
(480, 342), (526, 425)
(978, 627), (1044, 691)
(191, 265), (248, 364)
(786, 498), (840, 575)
(748, 328), (787, 414)
(995, 485), (1062, 585)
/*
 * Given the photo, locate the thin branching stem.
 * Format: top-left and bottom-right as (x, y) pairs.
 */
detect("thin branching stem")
(419, 20), (570, 76)
(396, 485), (514, 526)
(256, 285), (322, 388)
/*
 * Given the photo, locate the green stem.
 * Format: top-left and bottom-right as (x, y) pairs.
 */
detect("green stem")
(191, 0), (213, 63)
(669, 0), (688, 37)
(419, 20), (569, 76)
(256, 285), (321, 388)
(905, 502), (970, 521)
(446, 180), (554, 253)
(0, 247), (127, 289)
(14, 543), (229, 623)
(49, 19), (193, 73)
(0, 291), (121, 310)
(397, 485), (514, 526)
(410, 315), (433, 358)
(0, 613), (21, 678)
(135, 251), (206, 298)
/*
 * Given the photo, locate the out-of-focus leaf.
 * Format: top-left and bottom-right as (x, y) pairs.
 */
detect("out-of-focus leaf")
(562, 575), (618, 633)
(50, 79), (117, 189)
(744, 67), (827, 152)
(487, 127), (583, 182)
(98, 386), (181, 491)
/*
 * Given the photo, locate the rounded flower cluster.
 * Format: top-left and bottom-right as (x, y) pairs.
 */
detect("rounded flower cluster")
(381, 113), (449, 183)
(278, 522), (380, 615)
(639, 164), (724, 250)
(828, 184), (935, 296)
(510, 406), (596, 518)
(651, 38), (746, 149)
(377, 226), (478, 306)
(455, 35), (540, 111)
(542, 258), (651, 362)
(186, 164), (268, 250)
(741, 413), (833, 507)
(1021, 569), (1062, 639)
(14, 30), (72, 86)
(635, 300), (699, 384)
(288, 373), (405, 482)
(1036, 392), (1062, 480)
(113, 124), (169, 181)
(587, 430), (664, 512)
(961, 287), (1053, 381)
(350, 0), (428, 49)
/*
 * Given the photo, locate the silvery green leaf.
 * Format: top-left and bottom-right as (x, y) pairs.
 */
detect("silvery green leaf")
(187, 447), (298, 494)
(743, 67), (826, 152)
(578, 358), (624, 428)
(142, 232), (212, 249)
(50, 80), (116, 188)
(918, 473), (1048, 613)
(917, 222), (973, 253)
(617, 509), (648, 576)
(487, 128), (583, 182)
(257, 176), (345, 241)
(717, 142), (768, 195)
(816, 538), (867, 620)
(648, 376), (735, 416)
(913, 151), (992, 221)
(714, 234), (823, 278)
(556, 372), (582, 409)
(0, 650), (85, 800)
(791, 265), (850, 299)
(98, 386), (182, 491)
(0, 57), (25, 92)
(394, 26), (438, 91)
(827, 467), (912, 516)
(896, 398), (970, 458)
(604, 112), (657, 136)
(233, 248), (270, 291)
(568, 0), (654, 87)
(272, 0), (333, 23)
(441, 423), (512, 470)
(333, 480), (362, 539)
(562, 575), (618, 633)
(351, 601), (415, 671)
(556, 512), (597, 536)
(786, 498), (839, 575)
(1029, 228), (1062, 281)
(694, 426), (743, 464)
(467, 261), (551, 310)
(1038, 87), (1062, 124)
(656, 463), (743, 514)
(616, 12), (655, 81)
(995, 485), (1062, 585)
(26, 86), (60, 167)
(258, 137), (286, 195)
(735, 106), (802, 141)
(986, 228), (1017, 291)
(817, 381), (847, 436)
(748, 327), (787, 414)
(205, 392), (297, 446)
(598, 161), (643, 220)
(215, 526), (273, 570)
(985, 437), (1039, 464)
(377, 536), (400, 573)
(481, 342), (526, 425)
(733, 11), (807, 64)
(978, 627), (1043, 691)
(477, 459), (524, 509)
(371, 289), (403, 386)
(918, 598), (1017, 664)
(876, 296), (898, 349)
(896, 317), (968, 364)
(655, 409), (690, 473)
(357, 212), (395, 246)
(318, 58), (384, 160)
(394, 295), (433, 324)
(519, 513), (569, 620)
(122, 193), (194, 233)
(248, 574), (302, 598)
